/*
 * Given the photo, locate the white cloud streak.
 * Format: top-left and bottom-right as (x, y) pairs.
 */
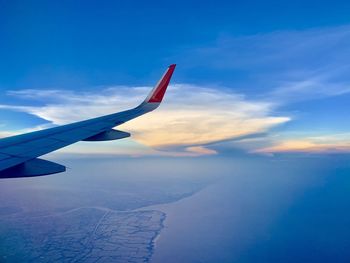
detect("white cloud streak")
(179, 25), (350, 103)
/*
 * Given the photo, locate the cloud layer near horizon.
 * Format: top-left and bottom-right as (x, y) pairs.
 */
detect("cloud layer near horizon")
(254, 133), (350, 154)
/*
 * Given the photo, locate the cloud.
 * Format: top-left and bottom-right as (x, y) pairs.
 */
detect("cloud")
(178, 25), (350, 103)
(0, 84), (290, 156)
(185, 146), (217, 156)
(254, 133), (350, 154)
(120, 84), (289, 148)
(186, 25), (350, 72)
(268, 77), (350, 104)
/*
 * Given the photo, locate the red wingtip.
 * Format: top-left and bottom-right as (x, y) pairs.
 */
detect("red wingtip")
(147, 64), (176, 103)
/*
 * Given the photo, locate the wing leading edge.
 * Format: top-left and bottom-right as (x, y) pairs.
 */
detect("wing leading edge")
(0, 64), (176, 178)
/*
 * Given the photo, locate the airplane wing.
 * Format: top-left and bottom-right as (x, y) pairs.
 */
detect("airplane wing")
(0, 64), (176, 178)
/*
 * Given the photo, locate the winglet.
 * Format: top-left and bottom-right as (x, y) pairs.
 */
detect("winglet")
(144, 64), (176, 104)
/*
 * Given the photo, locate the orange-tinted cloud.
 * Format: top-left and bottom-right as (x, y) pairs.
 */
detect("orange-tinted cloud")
(255, 134), (350, 154)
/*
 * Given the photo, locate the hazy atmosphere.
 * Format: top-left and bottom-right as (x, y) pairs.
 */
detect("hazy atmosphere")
(1, 0), (350, 262)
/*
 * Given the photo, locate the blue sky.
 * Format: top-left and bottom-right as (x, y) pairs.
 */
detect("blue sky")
(1, 0), (350, 156)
